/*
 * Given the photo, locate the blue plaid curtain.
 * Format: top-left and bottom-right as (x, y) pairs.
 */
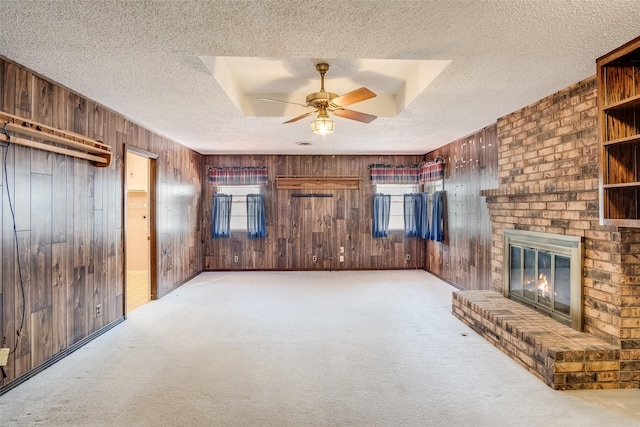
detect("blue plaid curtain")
(212, 194), (232, 238)
(372, 194), (391, 238)
(246, 194), (267, 238)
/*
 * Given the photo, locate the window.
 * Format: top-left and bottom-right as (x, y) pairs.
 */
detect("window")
(375, 184), (421, 230)
(217, 185), (262, 231)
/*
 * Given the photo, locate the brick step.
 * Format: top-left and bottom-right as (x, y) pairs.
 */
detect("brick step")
(452, 290), (628, 390)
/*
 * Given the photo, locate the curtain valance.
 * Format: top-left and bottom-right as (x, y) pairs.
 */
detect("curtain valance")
(208, 166), (268, 186)
(419, 161), (444, 184)
(369, 161), (443, 185)
(369, 164), (420, 184)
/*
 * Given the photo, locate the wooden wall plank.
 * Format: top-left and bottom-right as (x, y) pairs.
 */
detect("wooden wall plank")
(14, 67), (31, 118)
(30, 307), (53, 368)
(1, 147), (16, 374)
(73, 159), (89, 267)
(14, 145), (31, 232)
(51, 86), (67, 133)
(30, 173), (52, 312)
(72, 265), (87, 344)
(2, 61), (16, 113)
(51, 242), (68, 354)
(32, 76), (53, 126)
(16, 230), (31, 362)
(51, 154), (71, 243)
(30, 76), (54, 175)
(0, 59), (5, 112)
(72, 95), (88, 136)
(92, 199), (106, 331)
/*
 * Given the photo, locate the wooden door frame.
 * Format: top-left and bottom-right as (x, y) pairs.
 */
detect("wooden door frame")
(124, 145), (159, 314)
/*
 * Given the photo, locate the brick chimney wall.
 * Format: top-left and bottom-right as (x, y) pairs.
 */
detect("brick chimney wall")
(482, 76), (640, 386)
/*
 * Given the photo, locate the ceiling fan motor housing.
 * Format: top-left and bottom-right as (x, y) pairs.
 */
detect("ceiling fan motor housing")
(306, 91), (339, 108)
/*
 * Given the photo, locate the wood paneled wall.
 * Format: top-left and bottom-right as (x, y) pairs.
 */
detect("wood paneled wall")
(203, 155), (426, 270)
(0, 57), (203, 387)
(425, 125), (498, 290)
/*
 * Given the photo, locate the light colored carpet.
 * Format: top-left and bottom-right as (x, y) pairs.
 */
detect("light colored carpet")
(1, 270), (639, 426)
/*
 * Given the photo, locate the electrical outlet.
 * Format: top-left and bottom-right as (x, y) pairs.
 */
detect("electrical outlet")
(0, 347), (9, 367)
(234, 255), (239, 263)
(339, 255), (344, 262)
(339, 246), (344, 254)
(96, 303), (102, 317)
(312, 255), (317, 262)
(406, 254), (411, 261)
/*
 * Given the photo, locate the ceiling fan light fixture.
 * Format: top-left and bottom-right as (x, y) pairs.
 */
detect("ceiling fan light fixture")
(311, 117), (334, 135)
(260, 62), (377, 134)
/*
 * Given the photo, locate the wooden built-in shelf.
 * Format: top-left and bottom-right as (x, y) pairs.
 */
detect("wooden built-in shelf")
(597, 36), (640, 226)
(603, 93), (640, 111)
(602, 134), (640, 146)
(603, 182), (640, 189)
(276, 176), (361, 190)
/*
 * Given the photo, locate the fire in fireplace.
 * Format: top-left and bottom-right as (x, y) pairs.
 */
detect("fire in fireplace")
(503, 230), (583, 330)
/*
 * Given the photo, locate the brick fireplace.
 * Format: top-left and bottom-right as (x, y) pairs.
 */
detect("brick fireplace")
(454, 77), (640, 389)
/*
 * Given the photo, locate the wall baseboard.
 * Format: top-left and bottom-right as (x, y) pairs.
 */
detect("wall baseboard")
(202, 267), (428, 272)
(0, 317), (125, 396)
(156, 272), (201, 299)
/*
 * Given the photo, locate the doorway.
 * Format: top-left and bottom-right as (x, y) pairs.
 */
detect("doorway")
(125, 148), (157, 313)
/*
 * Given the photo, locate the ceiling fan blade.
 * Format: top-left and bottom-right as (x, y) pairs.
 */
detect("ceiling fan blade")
(333, 109), (377, 123)
(283, 111), (315, 124)
(331, 87), (377, 107)
(257, 97), (309, 108)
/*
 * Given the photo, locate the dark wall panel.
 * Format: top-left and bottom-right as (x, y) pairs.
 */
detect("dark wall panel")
(0, 56), (204, 387)
(425, 125), (498, 290)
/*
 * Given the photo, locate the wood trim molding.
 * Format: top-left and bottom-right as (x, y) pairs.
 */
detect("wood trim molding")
(276, 175), (360, 190)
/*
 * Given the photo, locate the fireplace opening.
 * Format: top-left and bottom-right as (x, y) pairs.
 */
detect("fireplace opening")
(503, 230), (583, 330)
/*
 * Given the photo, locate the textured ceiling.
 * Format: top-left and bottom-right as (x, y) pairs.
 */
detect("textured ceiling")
(1, 1), (639, 155)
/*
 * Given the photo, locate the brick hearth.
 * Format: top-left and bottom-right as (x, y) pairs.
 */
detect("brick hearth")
(453, 290), (620, 390)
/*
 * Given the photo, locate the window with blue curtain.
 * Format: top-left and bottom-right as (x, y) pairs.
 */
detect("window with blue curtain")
(375, 184), (421, 230)
(212, 194), (232, 238)
(246, 194), (267, 238)
(217, 185), (262, 231)
(372, 194), (391, 238)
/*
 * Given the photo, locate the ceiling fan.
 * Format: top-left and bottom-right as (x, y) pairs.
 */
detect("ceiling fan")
(258, 63), (377, 135)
